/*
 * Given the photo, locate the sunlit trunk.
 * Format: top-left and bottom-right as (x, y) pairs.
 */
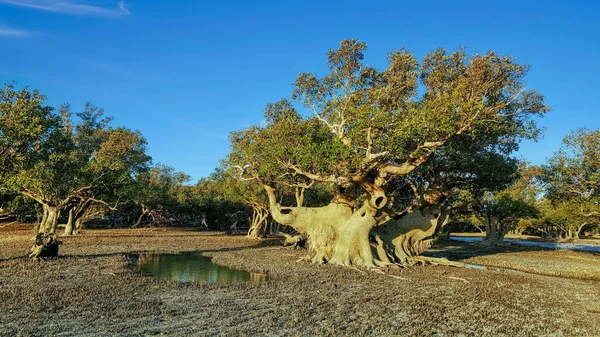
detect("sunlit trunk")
(132, 205), (148, 228)
(372, 205), (442, 264)
(34, 206), (49, 235)
(64, 209), (75, 236)
(30, 204), (62, 259)
(39, 204), (60, 235)
(247, 206), (269, 239)
(329, 203), (378, 267)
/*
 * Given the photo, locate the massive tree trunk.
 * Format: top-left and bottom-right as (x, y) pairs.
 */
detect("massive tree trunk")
(265, 184), (392, 266)
(39, 204), (61, 235)
(371, 201), (444, 265)
(329, 203), (379, 267)
(264, 184), (354, 263)
(265, 184), (449, 267)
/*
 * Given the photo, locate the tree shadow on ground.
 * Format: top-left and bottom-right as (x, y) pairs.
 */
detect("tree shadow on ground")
(421, 239), (598, 261)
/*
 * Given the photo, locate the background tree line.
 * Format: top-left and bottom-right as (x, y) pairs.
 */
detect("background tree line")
(1, 40), (598, 261)
(0, 84), (251, 237)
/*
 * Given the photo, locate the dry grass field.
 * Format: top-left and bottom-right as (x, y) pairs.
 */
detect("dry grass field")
(1, 223), (599, 336)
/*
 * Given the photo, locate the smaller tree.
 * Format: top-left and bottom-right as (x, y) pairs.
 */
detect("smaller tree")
(541, 128), (600, 239)
(473, 194), (539, 242)
(129, 164), (192, 228)
(2, 93), (150, 257)
(469, 164), (541, 243)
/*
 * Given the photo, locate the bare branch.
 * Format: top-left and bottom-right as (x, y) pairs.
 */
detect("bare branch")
(86, 197), (118, 211)
(286, 163), (349, 186)
(583, 211), (600, 218)
(20, 190), (45, 205)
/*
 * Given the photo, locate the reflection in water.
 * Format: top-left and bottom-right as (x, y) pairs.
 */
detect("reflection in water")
(450, 236), (600, 253)
(136, 252), (269, 284)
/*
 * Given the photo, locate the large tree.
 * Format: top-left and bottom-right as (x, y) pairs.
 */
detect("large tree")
(229, 40), (548, 266)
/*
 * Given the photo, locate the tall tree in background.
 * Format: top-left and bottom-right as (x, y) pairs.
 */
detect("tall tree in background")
(212, 167), (270, 239)
(463, 164), (541, 244)
(541, 128), (600, 239)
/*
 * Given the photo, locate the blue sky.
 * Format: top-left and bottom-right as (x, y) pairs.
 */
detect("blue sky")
(1, 0), (598, 182)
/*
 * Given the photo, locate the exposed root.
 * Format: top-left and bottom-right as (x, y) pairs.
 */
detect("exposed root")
(281, 233), (307, 249)
(585, 306), (600, 314)
(0, 221), (17, 228)
(448, 276), (470, 283)
(373, 258), (401, 269)
(28, 233), (62, 260)
(407, 256), (466, 268)
(371, 268), (409, 281)
(349, 266), (367, 274)
(388, 274), (409, 281)
(296, 255), (312, 262)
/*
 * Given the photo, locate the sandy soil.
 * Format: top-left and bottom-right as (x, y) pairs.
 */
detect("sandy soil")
(1, 223), (599, 336)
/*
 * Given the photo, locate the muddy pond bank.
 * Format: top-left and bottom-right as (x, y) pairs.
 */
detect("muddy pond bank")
(1, 224), (599, 336)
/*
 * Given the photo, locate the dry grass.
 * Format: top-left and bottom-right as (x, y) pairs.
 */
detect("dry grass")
(466, 250), (600, 280)
(428, 240), (600, 280)
(1, 223), (599, 336)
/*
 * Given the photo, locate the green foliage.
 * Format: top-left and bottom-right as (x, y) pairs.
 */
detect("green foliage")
(476, 194), (539, 221)
(5, 102), (151, 207)
(133, 164), (194, 213)
(0, 192), (40, 221)
(196, 168), (252, 229)
(449, 163), (541, 237)
(0, 83), (60, 180)
(539, 128), (600, 238)
(543, 128), (599, 202)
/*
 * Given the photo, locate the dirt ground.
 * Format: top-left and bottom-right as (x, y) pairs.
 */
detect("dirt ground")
(1, 224), (599, 336)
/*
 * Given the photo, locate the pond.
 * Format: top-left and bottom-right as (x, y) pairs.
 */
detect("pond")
(450, 236), (600, 253)
(135, 252), (270, 284)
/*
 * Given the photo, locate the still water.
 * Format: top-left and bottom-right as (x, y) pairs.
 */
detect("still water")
(450, 236), (600, 253)
(135, 252), (270, 284)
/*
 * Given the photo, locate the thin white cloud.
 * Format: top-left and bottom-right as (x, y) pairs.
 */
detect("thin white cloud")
(0, 0), (130, 16)
(0, 26), (36, 37)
